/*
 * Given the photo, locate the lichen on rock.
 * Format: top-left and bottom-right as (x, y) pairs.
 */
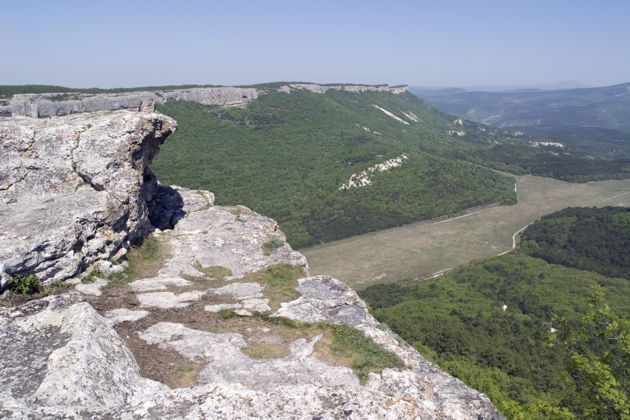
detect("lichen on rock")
(0, 110), (503, 419)
(0, 111), (176, 286)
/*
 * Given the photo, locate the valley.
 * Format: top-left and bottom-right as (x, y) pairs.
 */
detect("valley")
(303, 174), (630, 289)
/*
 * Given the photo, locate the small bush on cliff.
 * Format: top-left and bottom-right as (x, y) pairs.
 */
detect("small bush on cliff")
(8, 274), (40, 298)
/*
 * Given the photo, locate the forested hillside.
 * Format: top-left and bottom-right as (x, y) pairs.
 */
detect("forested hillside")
(413, 83), (630, 161)
(150, 86), (629, 247)
(361, 206), (630, 419)
(521, 206), (630, 279)
(151, 89), (518, 247)
(4, 83), (629, 246)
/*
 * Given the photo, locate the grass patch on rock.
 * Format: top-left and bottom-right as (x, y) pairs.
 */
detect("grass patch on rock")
(192, 261), (233, 280)
(241, 342), (287, 359)
(316, 324), (404, 384)
(244, 264), (305, 310)
(262, 238), (285, 255)
(107, 236), (169, 288)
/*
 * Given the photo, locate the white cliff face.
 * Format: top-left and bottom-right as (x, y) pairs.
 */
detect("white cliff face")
(0, 111), (502, 419)
(287, 83), (408, 95)
(0, 111), (177, 285)
(339, 154), (409, 190)
(1, 84), (409, 118)
(0, 87), (259, 118)
(530, 141), (565, 149)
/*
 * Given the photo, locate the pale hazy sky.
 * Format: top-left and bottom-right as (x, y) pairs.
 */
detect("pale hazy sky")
(1, 0), (629, 88)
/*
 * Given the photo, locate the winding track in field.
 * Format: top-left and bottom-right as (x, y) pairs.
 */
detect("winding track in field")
(302, 174), (630, 289)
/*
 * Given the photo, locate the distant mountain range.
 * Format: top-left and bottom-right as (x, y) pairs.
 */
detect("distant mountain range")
(415, 80), (589, 93)
(411, 82), (630, 159)
(411, 82), (630, 131)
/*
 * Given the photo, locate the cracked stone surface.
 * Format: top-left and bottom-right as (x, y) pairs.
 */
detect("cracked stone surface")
(0, 111), (176, 286)
(5, 193), (501, 418)
(105, 308), (150, 325)
(74, 278), (108, 296)
(0, 111), (502, 419)
(136, 290), (206, 309)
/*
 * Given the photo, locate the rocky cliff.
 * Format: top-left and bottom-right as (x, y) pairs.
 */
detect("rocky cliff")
(0, 84), (408, 118)
(0, 110), (501, 419)
(0, 111), (176, 287)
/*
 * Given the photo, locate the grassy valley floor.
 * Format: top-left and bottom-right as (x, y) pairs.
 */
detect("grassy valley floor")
(303, 174), (630, 289)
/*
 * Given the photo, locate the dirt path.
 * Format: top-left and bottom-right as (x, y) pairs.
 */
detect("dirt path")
(302, 175), (630, 289)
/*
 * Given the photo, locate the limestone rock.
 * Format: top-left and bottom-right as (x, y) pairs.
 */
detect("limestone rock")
(0, 108), (502, 419)
(0, 111), (176, 285)
(1, 84), (408, 118)
(0, 87), (259, 118)
(0, 293), (166, 418)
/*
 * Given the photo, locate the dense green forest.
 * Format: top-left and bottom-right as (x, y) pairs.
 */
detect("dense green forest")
(521, 207), (630, 280)
(151, 90), (517, 247)
(4, 83), (629, 246)
(148, 88), (629, 247)
(360, 207), (630, 419)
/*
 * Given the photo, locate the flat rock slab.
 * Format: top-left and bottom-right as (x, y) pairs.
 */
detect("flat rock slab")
(138, 322), (359, 388)
(275, 275), (372, 325)
(136, 290), (206, 309)
(212, 282), (264, 300)
(75, 278), (108, 296)
(104, 308), (150, 325)
(129, 276), (192, 292)
(156, 204), (308, 280)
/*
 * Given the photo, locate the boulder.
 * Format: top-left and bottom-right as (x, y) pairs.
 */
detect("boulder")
(0, 111), (176, 284)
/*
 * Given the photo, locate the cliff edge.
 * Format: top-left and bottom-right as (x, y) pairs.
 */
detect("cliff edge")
(0, 84), (408, 118)
(0, 111), (501, 419)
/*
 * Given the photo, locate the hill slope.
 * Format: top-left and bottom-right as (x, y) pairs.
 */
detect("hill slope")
(148, 85), (630, 247)
(412, 83), (630, 131)
(4, 83), (629, 247)
(151, 89), (516, 247)
(413, 83), (630, 160)
(361, 206), (630, 419)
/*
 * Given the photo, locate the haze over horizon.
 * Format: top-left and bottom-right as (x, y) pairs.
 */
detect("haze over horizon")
(1, 0), (629, 89)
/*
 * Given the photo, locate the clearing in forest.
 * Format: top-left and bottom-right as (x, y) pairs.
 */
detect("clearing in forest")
(302, 175), (630, 289)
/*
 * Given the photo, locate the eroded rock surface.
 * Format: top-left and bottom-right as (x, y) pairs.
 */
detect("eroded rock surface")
(0, 110), (502, 419)
(1, 187), (501, 419)
(0, 111), (176, 285)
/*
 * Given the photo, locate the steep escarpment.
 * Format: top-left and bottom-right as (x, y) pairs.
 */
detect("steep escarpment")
(0, 110), (502, 419)
(0, 84), (407, 118)
(0, 111), (176, 287)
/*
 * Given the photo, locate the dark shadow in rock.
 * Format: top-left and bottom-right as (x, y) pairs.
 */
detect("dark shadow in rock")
(149, 185), (185, 230)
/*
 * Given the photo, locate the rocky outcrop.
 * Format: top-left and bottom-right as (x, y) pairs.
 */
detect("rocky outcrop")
(284, 83), (408, 95)
(1, 84), (408, 118)
(0, 110), (501, 419)
(0, 87), (259, 118)
(0, 111), (176, 286)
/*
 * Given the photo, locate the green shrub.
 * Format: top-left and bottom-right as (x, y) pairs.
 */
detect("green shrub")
(329, 324), (404, 383)
(217, 309), (237, 320)
(8, 274), (40, 298)
(263, 239), (285, 250)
